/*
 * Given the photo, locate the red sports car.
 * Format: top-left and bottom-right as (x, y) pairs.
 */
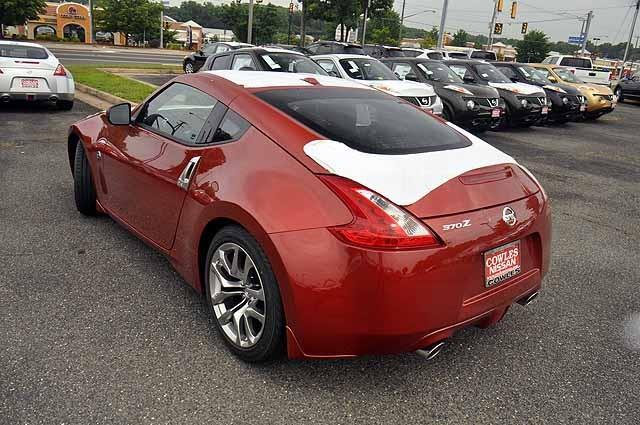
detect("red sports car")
(68, 71), (551, 362)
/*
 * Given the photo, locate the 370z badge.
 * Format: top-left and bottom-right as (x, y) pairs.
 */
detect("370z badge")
(442, 219), (471, 231)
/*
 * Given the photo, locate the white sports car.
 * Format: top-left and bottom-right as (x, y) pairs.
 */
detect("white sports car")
(0, 40), (74, 110)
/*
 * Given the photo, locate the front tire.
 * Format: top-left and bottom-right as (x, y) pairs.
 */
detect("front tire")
(205, 226), (285, 362)
(615, 86), (624, 103)
(73, 142), (97, 215)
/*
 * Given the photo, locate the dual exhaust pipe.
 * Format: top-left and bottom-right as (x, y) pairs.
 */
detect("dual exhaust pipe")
(415, 291), (540, 360)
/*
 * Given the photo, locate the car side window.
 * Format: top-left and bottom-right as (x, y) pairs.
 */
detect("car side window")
(497, 66), (517, 79)
(202, 44), (217, 55)
(317, 59), (340, 76)
(211, 54), (231, 70)
(449, 64), (470, 80)
(215, 44), (230, 54)
(138, 83), (217, 145)
(392, 63), (413, 79)
(316, 45), (332, 54)
(232, 54), (256, 70)
(211, 110), (250, 143)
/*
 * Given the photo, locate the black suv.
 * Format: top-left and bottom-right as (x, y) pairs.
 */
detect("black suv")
(183, 42), (253, 73)
(381, 58), (504, 131)
(364, 45), (406, 59)
(444, 59), (548, 127)
(201, 47), (328, 75)
(305, 41), (365, 55)
(492, 62), (586, 123)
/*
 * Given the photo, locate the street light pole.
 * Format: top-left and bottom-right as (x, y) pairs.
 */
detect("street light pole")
(437, 0), (448, 49)
(361, 0), (369, 46)
(247, 0), (254, 44)
(399, 0), (406, 42)
(580, 11), (593, 56)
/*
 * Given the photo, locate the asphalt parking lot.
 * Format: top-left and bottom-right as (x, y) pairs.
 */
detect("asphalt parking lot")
(1, 100), (639, 424)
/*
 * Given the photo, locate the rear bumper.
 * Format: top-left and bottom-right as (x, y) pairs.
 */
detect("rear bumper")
(273, 192), (551, 359)
(0, 92), (74, 102)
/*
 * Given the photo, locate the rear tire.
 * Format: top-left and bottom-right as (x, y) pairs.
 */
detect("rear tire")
(615, 86), (624, 103)
(184, 61), (195, 74)
(57, 100), (74, 110)
(205, 225), (285, 363)
(73, 142), (97, 216)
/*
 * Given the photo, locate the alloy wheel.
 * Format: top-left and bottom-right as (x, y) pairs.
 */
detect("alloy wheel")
(209, 242), (266, 348)
(185, 62), (194, 73)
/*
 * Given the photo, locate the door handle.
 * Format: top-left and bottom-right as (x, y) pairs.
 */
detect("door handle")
(177, 156), (201, 191)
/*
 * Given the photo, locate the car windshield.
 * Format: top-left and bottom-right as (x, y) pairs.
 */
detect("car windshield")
(258, 53), (328, 75)
(473, 63), (511, 83)
(0, 45), (48, 59)
(256, 87), (471, 155)
(517, 65), (551, 84)
(555, 67), (583, 83)
(417, 62), (463, 83)
(339, 58), (397, 80)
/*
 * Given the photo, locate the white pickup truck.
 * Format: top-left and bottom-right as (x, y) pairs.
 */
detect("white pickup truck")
(541, 56), (611, 86)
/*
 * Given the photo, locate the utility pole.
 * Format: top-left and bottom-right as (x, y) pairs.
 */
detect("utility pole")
(361, 0), (369, 45)
(88, 0), (93, 44)
(300, 0), (306, 47)
(487, 0), (499, 50)
(621, 1), (640, 76)
(247, 0), (254, 44)
(580, 10), (593, 56)
(287, 3), (293, 44)
(437, 0), (449, 49)
(398, 0), (406, 42)
(160, 9), (164, 49)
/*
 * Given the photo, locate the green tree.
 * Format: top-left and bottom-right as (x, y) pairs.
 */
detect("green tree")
(451, 29), (469, 47)
(95, 0), (162, 45)
(0, 0), (46, 28)
(366, 9), (400, 45)
(516, 29), (550, 62)
(420, 28), (438, 48)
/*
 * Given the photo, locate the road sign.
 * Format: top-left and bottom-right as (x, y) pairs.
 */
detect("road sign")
(568, 35), (585, 44)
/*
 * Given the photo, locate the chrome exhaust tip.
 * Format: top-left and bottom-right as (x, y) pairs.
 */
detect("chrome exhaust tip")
(416, 341), (446, 361)
(517, 291), (539, 307)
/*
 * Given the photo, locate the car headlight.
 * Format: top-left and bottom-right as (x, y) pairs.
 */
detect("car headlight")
(521, 99), (528, 107)
(562, 97), (569, 104)
(466, 100), (475, 110)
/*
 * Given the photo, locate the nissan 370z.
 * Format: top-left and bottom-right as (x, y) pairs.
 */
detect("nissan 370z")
(67, 71), (551, 362)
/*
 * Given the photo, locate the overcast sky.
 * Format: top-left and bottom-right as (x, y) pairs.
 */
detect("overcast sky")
(168, 0), (639, 44)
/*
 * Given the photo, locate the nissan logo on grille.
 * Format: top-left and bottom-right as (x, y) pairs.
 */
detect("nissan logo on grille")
(502, 207), (517, 226)
(488, 98), (499, 107)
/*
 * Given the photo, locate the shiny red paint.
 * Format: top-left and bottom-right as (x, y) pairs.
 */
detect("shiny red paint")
(68, 73), (551, 359)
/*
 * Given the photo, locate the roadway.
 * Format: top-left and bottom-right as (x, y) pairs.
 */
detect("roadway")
(46, 44), (184, 66)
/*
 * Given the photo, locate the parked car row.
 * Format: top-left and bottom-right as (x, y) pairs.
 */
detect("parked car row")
(194, 45), (618, 132)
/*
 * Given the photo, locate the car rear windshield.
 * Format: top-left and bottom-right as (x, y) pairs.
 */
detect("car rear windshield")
(448, 52), (468, 59)
(473, 63), (511, 83)
(417, 62), (463, 83)
(385, 49), (405, 57)
(258, 52), (328, 75)
(470, 51), (497, 60)
(339, 58), (397, 80)
(559, 57), (591, 68)
(256, 87), (471, 155)
(0, 45), (48, 59)
(343, 46), (365, 55)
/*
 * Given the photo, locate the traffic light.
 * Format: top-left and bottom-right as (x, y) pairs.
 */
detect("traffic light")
(497, 0), (504, 12)
(521, 22), (528, 34)
(510, 1), (518, 19)
(494, 23), (503, 35)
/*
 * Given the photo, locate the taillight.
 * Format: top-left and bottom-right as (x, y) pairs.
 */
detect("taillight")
(319, 175), (441, 250)
(54, 64), (67, 76)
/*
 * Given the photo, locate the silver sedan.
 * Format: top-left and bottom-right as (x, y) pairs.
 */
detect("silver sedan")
(0, 41), (74, 110)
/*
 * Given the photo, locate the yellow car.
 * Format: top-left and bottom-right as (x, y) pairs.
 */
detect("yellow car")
(530, 63), (616, 120)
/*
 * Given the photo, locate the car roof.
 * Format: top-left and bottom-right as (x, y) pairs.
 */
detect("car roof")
(312, 54), (376, 60)
(311, 41), (362, 47)
(224, 41), (253, 47)
(0, 40), (48, 49)
(443, 59), (486, 65)
(235, 47), (305, 56)
(201, 70), (374, 90)
(380, 57), (437, 63)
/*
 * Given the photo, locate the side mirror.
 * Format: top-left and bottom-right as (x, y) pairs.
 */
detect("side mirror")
(404, 73), (419, 82)
(463, 75), (476, 83)
(107, 103), (131, 125)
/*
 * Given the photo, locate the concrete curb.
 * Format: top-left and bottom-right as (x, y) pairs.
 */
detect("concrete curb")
(102, 68), (183, 75)
(75, 83), (138, 109)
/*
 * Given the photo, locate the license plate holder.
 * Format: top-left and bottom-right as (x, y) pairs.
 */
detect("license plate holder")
(484, 240), (521, 288)
(491, 108), (501, 118)
(580, 104), (586, 112)
(20, 78), (39, 89)
(541, 105), (549, 115)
